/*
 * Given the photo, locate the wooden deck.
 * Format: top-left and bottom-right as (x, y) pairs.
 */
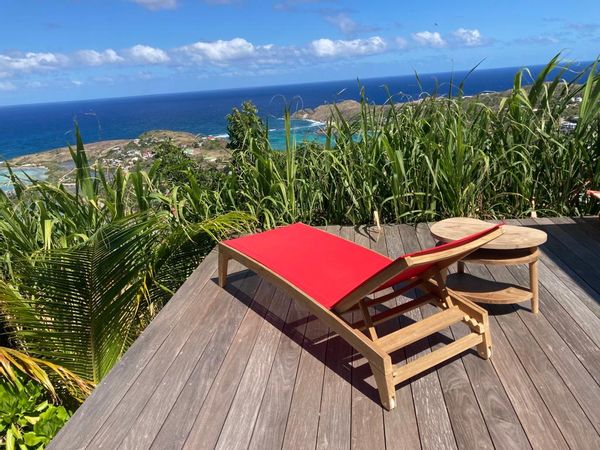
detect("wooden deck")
(50, 217), (600, 450)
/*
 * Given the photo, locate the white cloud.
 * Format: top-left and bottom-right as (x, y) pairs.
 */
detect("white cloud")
(77, 49), (123, 66)
(0, 81), (16, 91)
(131, 0), (177, 10)
(180, 38), (256, 63)
(127, 45), (170, 64)
(452, 28), (483, 46)
(412, 31), (446, 48)
(71, 80), (83, 86)
(0, 52), (68, 73)
(310, 36), (386, 58)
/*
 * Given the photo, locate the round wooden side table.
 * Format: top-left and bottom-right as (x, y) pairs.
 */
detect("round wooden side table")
(430, 218), (547, 313)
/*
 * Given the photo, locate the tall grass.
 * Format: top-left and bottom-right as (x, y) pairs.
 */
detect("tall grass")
(222, 56), (600, 226)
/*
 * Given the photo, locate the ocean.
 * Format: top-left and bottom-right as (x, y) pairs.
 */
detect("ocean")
(0, 62), (591, 159)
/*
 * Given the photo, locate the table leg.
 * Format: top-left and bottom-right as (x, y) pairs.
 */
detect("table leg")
(529, 257), (539, 314)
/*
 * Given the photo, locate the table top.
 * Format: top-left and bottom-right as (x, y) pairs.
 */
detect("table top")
(430, 217), (547, 250)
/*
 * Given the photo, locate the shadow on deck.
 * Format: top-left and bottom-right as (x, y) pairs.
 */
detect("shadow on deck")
(50, 217), (600, 449)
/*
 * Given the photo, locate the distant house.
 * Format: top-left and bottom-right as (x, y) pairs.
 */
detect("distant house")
(560, 119), (577, 133)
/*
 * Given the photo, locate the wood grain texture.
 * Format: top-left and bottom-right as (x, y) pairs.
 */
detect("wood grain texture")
(371, 225), (421, 450)
(280, 307), (328, 450)
(121, 267), (261, 449)
(50, 220), (600, 450)
(215, 289), (293, 450)
(149, 274), (263, 450)
(466, 257), (579, 448)
(350, 227), (386, 450)
(397, 224), (458, 450)
(248, 291), (310, 450)
(182, 281), (279, 450)
(431, 217), (547, 249)
(315, 226), (352, 450)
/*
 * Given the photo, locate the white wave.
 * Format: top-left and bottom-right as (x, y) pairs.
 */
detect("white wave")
(302, 119), (325, 125)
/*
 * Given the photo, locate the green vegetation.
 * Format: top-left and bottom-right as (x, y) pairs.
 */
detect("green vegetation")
(220, 56), (600, 226)
(226, 100), (268, 151)
(0, 130), (253, 447)
(1, 375), (71, 450)
(0, 55), (598, 447)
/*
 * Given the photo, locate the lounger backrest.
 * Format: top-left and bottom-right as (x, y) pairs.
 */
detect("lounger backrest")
(333, 224), (503, 313)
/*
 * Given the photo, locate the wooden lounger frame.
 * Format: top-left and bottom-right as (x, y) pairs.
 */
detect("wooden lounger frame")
(218, 227), (502, 411)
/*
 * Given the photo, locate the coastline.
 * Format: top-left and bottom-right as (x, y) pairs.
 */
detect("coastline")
(1, 131), (230, 183)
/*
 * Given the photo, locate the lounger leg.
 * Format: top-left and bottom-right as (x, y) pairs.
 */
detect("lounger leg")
(370, 362), (396, 411)
(476, 317), (492, 359)
(218, 251), (229, 288)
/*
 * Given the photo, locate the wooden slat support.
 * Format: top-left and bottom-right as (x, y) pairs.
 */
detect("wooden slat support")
(378, 307), (465, 354)
(352, 294), (436, 330)
(393, 332), (483, 384)
(363, 279), (425, 307)
(358, 300), (378, 340)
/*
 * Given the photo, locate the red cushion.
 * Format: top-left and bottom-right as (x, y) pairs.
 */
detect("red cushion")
(223, 222), (501, 310)
(223, 223), (391, 309)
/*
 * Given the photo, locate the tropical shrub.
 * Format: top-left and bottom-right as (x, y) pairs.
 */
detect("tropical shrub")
(0, 375), (71, 450)
(226, 100), (268, 151)
(0, 128), (255, 387)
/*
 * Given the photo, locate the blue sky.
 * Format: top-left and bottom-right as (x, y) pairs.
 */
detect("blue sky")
(0, 0), (598, 105)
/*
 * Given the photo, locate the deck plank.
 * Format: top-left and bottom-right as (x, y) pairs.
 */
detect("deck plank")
(148, 275), (263, 450)
(215, 289), (293, 450)
(375, 225), (421, 450)
(49, 220), (600, 450)
(351, 227), (386, 450)
(503, 260), (600, 385)
(396, 224), (458, 450)
(248, 293), (310, 450)
(280, 308), (328, 450)
(120, 265), (261, 449)
(87, 269), (247, 448)
(464, 261), (576, 448)
(536, 217), (600, 305)
(181, 281), (278, 450)
(483, 261), (600, 433)
(315, 226), (352, 450)
(515, 219), (600, 349)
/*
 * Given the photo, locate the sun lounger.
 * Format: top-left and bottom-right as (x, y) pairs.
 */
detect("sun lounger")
(218, 223), (503, 410)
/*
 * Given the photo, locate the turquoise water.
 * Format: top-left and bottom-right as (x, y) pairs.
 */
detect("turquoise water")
(268, 118), (325, 149)
(0, 167), (48, 192)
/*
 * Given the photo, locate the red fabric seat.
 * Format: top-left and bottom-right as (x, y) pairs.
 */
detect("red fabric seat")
(223, 222), (500, 310)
